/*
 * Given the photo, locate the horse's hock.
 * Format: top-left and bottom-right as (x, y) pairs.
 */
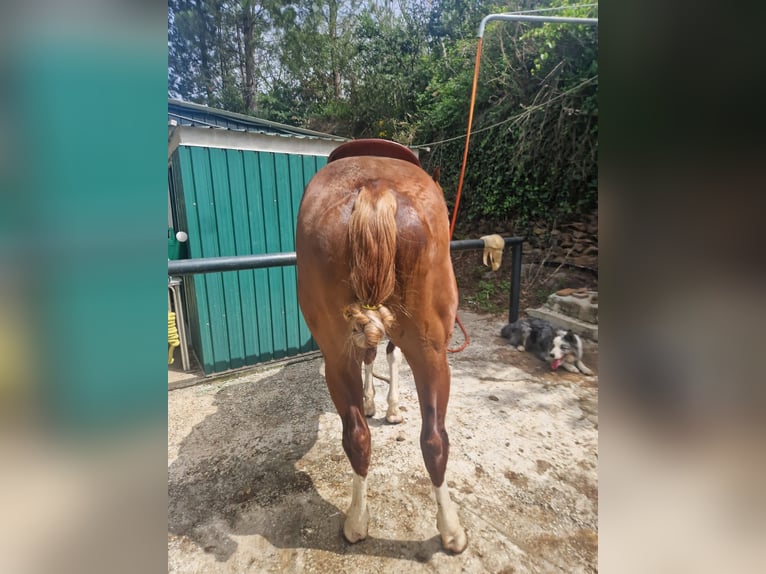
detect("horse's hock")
(526, 288), (599, 341)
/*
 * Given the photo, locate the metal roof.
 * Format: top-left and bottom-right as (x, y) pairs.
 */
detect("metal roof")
(168, 98), (347, 142)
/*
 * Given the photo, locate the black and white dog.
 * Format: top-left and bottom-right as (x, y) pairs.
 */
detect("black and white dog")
(500, 317), (593, 375)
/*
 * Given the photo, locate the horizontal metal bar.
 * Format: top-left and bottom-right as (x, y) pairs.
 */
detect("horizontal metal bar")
(478, 13), (598, 37)
(168, 252), (296, 275)
(450, 237), (525, 251)
(168, 237), (526, 276)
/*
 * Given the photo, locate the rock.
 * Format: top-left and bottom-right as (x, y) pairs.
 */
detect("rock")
(573, 255), (598, 269)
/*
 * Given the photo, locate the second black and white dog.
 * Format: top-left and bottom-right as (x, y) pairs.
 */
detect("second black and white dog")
(500, 317), (593, 375)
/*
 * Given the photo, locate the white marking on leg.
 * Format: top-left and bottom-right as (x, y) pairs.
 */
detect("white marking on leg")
(433, 482), (467, 553)
(562, 361), (580, 373)
(363, 362), (376, 417)
(385, 347), (403, 424)
(576, 360), (594, 375)
(343, 472), (369, 543)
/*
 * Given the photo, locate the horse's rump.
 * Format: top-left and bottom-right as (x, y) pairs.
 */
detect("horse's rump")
(297, 150), (453, 354)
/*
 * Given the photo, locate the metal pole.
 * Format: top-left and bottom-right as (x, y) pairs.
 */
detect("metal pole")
(509, 241), (523, 324)
(478, 13), (598, 38)
(450, 237), (524, 251)
(169, 238), (526, 275)
(168, 252), (296, 275)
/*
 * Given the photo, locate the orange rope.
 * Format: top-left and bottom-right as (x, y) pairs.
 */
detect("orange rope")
(447, 314), (470, 354)
(447, 37), (484, 354)
(449, 37), (484, 239)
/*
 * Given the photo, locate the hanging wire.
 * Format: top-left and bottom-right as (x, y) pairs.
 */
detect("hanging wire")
(413, 75), (598, 150)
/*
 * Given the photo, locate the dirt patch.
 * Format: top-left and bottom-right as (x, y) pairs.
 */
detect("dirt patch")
(168, 310), (598, 573)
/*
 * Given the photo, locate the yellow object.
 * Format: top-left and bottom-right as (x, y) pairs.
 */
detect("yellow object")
(361, 303), (381, 310)
(480, 234), (505, 271)
(168, 311), (181, 365)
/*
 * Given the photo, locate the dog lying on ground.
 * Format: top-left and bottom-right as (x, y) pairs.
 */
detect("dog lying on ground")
(500, 317), (593, 375)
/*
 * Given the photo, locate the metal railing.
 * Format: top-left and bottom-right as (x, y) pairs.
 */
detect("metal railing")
(168, 236), (525, 323)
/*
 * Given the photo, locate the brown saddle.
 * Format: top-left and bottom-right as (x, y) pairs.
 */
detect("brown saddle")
(328, 138), (420, 167)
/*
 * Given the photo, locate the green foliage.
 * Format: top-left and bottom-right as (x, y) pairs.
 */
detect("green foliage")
(416, 1), (598, 229)
(168, 0), (599, 226)
(464, 276), (511, 313)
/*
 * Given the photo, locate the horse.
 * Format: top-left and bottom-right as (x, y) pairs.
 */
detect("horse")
(295, 139), (467, 553)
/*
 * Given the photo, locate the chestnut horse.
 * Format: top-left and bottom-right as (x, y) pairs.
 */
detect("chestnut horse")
(296, 139), (467, 553)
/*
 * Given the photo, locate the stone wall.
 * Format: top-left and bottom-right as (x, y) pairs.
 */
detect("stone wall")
(523, 212), (598, 270)
(458, 211), (598, 271)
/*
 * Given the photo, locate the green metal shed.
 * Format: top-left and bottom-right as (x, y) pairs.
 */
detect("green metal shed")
(168, 101), (347, 375)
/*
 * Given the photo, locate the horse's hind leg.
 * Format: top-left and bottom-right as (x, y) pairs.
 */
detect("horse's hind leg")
(406, 349), (467, 553)
(363, 348), (377, 417)
(324, 354), (372, 543)
(385, 342), (403, 424)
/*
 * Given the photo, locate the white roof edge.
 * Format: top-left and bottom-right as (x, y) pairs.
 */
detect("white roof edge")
(169, 126), (346, 157)
(168, 98), (345, 140)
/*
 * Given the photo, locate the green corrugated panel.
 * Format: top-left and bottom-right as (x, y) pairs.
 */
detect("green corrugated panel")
(170, 152), (203, 363)
(175, 148), (211, 369)
(226, 150), (260, 366)
(172, 144), (326, 374)
(296, 155), (325, 353)
(242, 151), (274, 361)
(257, 152), (288, 360)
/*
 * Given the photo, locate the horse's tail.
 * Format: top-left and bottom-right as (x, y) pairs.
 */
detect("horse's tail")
(343, 185), (397, 350)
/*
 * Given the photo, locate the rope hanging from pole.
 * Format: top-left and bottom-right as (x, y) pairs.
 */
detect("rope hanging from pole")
(446, 12), (598, 352)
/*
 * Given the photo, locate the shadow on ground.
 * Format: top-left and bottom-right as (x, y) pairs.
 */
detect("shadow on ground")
(168, 367), (445, 564)
(169, 311), (599, 573)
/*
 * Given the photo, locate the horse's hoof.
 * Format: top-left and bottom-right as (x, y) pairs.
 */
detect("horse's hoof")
(363, 401), (376, 418)
(441, 527), (468, 554)
(342, 521), (368, 544)
(385, 411), (403, 424)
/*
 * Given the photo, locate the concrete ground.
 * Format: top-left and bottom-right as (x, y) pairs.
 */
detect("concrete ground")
(168, 310), (598, 573)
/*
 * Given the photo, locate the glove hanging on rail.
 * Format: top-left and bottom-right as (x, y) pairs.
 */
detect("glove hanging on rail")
(480, 234), (505, 271)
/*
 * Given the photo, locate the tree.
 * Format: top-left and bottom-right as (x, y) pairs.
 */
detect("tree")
(168, 0), (283, 114)
(168, 0), (599, 227)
